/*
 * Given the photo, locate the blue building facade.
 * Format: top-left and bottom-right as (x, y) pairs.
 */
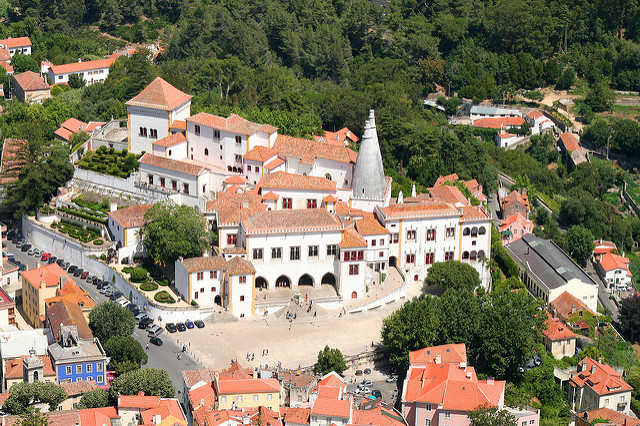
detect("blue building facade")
(55, 358), (107, 384)
(48, 325), (107, 385)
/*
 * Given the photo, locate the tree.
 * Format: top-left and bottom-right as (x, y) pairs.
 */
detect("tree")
(313, 346), (347, 375)
(109, 368), (175, 399)
(567, 225), (595, 266)
(584, 80), (616, 112)
(17, 407), (49, 426)
(10, 54), (39, 73)
(104, 335), (148, 375)
(424, 261), (480, 292)
(616, 294), (640, 342)
(555, 67), (575, 90)
(77, 389), (110, 409)
(141, 201), (212, 267)
(68, 73), (86, 89)
(2, 382), (67, 414)
(88, 302), (135, 343)
(468, 405), (517, 425)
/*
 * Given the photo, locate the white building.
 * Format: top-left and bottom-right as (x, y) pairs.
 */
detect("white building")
(107, 204), (152, 262)
(174, 256), (227, 308)
(126, 77), (192, 154)
(595, 252), (632, 291)
(525, 110), (554, 135)
(470, 105), (522, 121)
(495, 131), (522, 148)
(47, 56), (118, 85)
(0, 37), (31, 56)
(570, 357), (633, 415)
(256, 172), (337, 209)
(354, 216), (390, 274)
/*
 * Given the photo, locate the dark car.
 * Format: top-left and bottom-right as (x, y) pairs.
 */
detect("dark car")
(67, 265), (78, 274)
(165, 323), (177, 333)
(56, 259), (65, 267)
(372, 390), (382, 400)
(363, 368), (371, 375)
(80, 271), (89, 279)
(17, 263), (26, 271)
(48, 256), (57, 264)
(194, 320), (205, 328)
(20, 244), (31, 252)
(127, 304), (140, 315)
(138, 318), (153, 329)
(96, 281), (106, 290)
(73, 269), (83, 277)
(185, 319), (194, 329)
(150, 337), (163, 346)
(176, 322), (186, 332)
(355, 369), (363, 376)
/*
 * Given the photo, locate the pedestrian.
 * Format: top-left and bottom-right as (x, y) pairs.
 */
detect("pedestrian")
(146, 343), (149, 351)
(314, 311), (317, 318)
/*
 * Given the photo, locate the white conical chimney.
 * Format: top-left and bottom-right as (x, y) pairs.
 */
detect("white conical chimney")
(352, 109), (386, 201)
(398, 191), (404, 204)
(411, 184), (416, 198)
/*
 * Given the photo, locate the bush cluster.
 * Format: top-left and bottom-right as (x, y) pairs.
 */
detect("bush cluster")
(59, 206), (107, 225)
(54, 220), (100, 243)
(77, 146), (140, 178)
(154, 291), (175, 304)
(140, 282), (158, 291)
(123, 267), (148, 283)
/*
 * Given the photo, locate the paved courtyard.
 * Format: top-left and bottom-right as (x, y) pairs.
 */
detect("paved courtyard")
(164, 273), (423, 371)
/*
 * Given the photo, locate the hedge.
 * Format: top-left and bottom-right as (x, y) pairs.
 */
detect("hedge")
(58, 206), (107, 225)
(154, 291), (175, 304)
(93, 239), (103, 245)
(140, 282), (158, 291)
(124, 267), (148, 283)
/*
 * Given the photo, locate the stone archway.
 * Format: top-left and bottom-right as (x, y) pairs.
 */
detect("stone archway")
(321, 273), (336, 286)
(255, 277), (268, 289)
(298, 274), (314, 286)
(276, 275), (291, 288)
(214, 295), (222, 306)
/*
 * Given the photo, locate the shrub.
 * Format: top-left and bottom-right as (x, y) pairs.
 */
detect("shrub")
(154, 291), (175, 304)
(140, 282), (158, 291)
(191, 300), (198, 307)
(158, 279), (169, 287)
(93, 239), (103, 245)
(127, 267), (148, 283)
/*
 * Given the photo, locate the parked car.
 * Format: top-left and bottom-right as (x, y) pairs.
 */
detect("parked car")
(6, 254), (15, 262)
(165, 323), (177, 333)
(361, 380), (373, 387)
(135, 313), (147, 322)
(185, 319), (194, 329)
(372, 390), (382, 399)
(27, 248), (36, 256)
(385, 376), (396, 383)
(176, 322), (186, 332)
(150, 337), (163, 346)
(355, 369), (363, 376)
(86, 274), (94, 282)
(20, 244), (30, 252)
(138, 318), (153, 329)
(363, 368), (371, 375)
(128, 304), (140, 315)
(17, 263), (26, 271)
(67, 265), (78, 274)
(62, 262), (70, 270)
(194, 320), (205, 328)
(147, 325), (163, 337)
(15, 240), (23, 248)
(99, 286), (111, 294)
(32, 249), (41, 257)
(48, 256), (57, 264)
(73, 269), (83, 277)
(80, 271), (89, 279)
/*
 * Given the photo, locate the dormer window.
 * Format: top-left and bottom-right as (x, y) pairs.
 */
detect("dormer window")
(194, 125), (201, 135)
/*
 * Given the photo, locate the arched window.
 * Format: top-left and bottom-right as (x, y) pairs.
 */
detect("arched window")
(325, 173), (332, 181)
(351, 291), (357, 299)
(478, 250), (486, 259)
(471, 227), (478, 237)
(463, 228), (470, 236)
(478, 226), (486, 235)
(462, 251), (469, 259)
(470, 250), (477, 261)
(33, 371), (38, 382)
(204, 148), (209, 156)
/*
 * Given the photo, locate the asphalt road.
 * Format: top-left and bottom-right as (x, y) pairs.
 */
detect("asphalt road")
(5, 236), (202, 397)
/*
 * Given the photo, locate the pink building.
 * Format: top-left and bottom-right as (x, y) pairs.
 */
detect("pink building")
(499, 213), (533, 244)
(401, 344), (506, 426)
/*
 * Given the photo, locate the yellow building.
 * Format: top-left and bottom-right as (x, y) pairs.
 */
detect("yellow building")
(21, 263), (74, 328)
(215, 372), (281, 412)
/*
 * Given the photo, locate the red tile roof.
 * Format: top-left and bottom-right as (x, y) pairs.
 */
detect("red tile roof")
(61, 379), (99, 396)
(429, 185), (470, 206)
(543, 314), (576, 341)
(170, 120), (186, 130)
(108, 203), (153, 228)
(216, 377), (280, 394)
(0, 138), (26, 185)
(22, 263), (74, 290)
(13, 70), (49, 91)
(314, 128), (359, 146)
(206, 191), (265, 226)
(583, 408), (640, 426)
(0, 61), (13, 73)
(355, 216), (389, 235)
(0, 37), (31, 48)
(49, 57), (118, 75)
(243, 209), (342, 235)
(179, 256), (226, 273)
(225, 175), (246, 185)
(54, 127), (74, 141)
(472, 117), (524, 128)
(280, 407), (310, 424)
(273, 134), (357, 165)
(118, 392), (161, 409)
(226, 256), (255, 276)
(188, 382), (216, 410)
(571, 358), (632, 396)
(140, 399), (186, 424)
(559, 132), (581, 152)
(139, 153), (205, 176)
(152, 132), (187, 148)
(0, 48), (9, 62)
(314, 372), (346, 393)
(264, 157), (285, 170)
(594, 240), (617, 255)
(61, 118), (88, 133)
(45, 296), (94, 341)
(258, 171), (336, 192)
(460, 206), (490, 222)
(126, 77), (192, 111)
(350, 404), (405, 425)
(79, 406), (120, 426)
(379, 201), (459, 220)
(526, 110), (544, 119)
(339, 228), (367, 248)
(262, 191), (279, 201)
(311, 398), (351, 418)
(5, 355), (56, 379)
(409, 344), (467, 366)
(434, 174), (459, 186)
(499, 212), (531, 232)
(598, 252), (631, 276)
(244, 146), (278, 162)
(188, 112), (276, 136)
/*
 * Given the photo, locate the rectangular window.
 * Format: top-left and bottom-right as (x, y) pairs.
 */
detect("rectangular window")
(426, 404), (432, 411)
(160, 177), (165, 188)
(97, 363), (103, 372)
(392, 233), (399, 243)
(172, 180), (177, 191)
(282, 198), (292, 209)
(349, 264), (359, 275)
(183, 183), (189, 194)
(380, 238), (384, 246)
(425, 420), (431, 426)
(306, 199), (317, 209)
(358, 250), (364, 260)
(211, 287), (216, 292)
(197, 272), (203, 280)
(76, 365), (82, 374)
(267, 394), (273, 401)
(235, 136), (242, 144)
(194, 292), (198, 299)
(290, 246), (300, 261)
(379, 251), (384, 258)
(327, 245), (337, 256)
(148, 175), (153, 185)
(444, 251), (454, 261)
(407, 230), (416, 240)
(255, 166), (260, 173)
(350, 251), (357, 261)
(444, 412), (450, 419)
(194, 125), (201, 135)
(308, 246), (318, 257)
(213, 129), (220, 139)
(210, 271), (215, 279)
(426, 229), (436, 241)
(97, 375), (103, 383)
(66, 366), (72, 375)
(406, 254), (415, 264)
(426, 253), (435, 265)
(344, 252), (349, 261)
(272, 247), (282, 259)
(235, 154), (242, 163)
(150, 128), (157, 138)
(372, 239), (376, 247)
(240, 295), (245, 301)
(247, 165), (252, 171)
(446, 227), (455, 238)
(239, 276), (247, 284)
(253, 248), (263, 260)
(226, 234), (237, 245)
(254, 395), (259, 401)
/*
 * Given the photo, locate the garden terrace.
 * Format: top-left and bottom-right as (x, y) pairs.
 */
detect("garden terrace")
(77, 146), (140, 178)
(50, 219), (104, 246)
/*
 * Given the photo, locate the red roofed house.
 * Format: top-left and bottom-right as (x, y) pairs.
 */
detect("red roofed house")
(47, 56), (119, 86)
(500, 189), (530, 219)
(593, 240), (617, 257)
(559, 132), (587, 167)
(401, 343), (509, 426)
(595, 252), (632, 291)
(499, 212), (533, 244)
(472, 116), (525, 130)
(549, 291), (596, 321)
(54, 118), (89, 142)
(21, 263), (74, 328)
(213, 363), (281, 412)
(0, 37), (32, 56)
(107, 203), (153, 262)
(495, 131), (522, 148)
(314, 127), (359, 147)
(127, 77), (192, 154)
(525, 110), (554, 135)
(542, 313), (576, 360)
(256, 171), (337, 210)
(575, 407), (640, 426)
(117, 391), (187, 426)
(570, 357), (633, 415)
(12, 70), (51, 104)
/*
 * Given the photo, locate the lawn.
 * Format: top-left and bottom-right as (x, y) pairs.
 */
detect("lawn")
(537, 192), (560, 212)
(77, 146), (140, 178)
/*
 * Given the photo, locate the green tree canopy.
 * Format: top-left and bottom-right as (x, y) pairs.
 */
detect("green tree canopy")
(109, 368), (175, 399)
(424, 260), (481, 292)
(567, 225), (595, 266)
(11, 54), (39, 73)
(141, 201), (212, 266)
(313, 345), (348, 376)
(616, 294), (640, 342)
(68, 73), (86, 89)
(78, 389), (110, 409)
(584, 80), (616, 112)
(2, 382), (67, 414)
(17, 407), (49, 426)
(104, 335), (148, 375)
(469, 405), (517, 425)
(88, 302), (135, 343)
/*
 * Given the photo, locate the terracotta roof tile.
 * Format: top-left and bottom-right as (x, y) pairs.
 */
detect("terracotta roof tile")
(499, 212), (531, 231)
(61, 379), (99, 396)
(216, 377), (279, 394)
(584, 407), (640, 426)
(472, 117), (524, 129)
(273, 134), (356, 165)
(339, 228), (367, 248)
(429, 185), (470, 206)
(409, 344), (467, 366)
(13, 71), (49, 91)
(264, 157), (285, 170)
(434, 174), (459, 186)
(598, 252), (631, 275)
(126, 77), (192, 111)
(527, 110), (544, 119)
(543, 314), (576, 341)
(323, 195), (337, 203)
(22, 263), (74, 290)
(460, 206), (490, 222)
(45, 297), (94, 341)
(0, 61), (13, 73)
(0, 48), (10, 62)
(206, 191), (265, 226)
(118, 392), (161, 409)
(243, 209), (341, 235)
(262, 191), (279, 201)
(79, 406), (120, 426)
(244, 146), (278, 162)
(170, 120), (186, 130)
(350, 405), (405, 425)
(0, 37), (31, 48)
(182, 368), (217, 389)
(61, 118), (88, 133)
(225, 175), (246, 185)
(379, 201), (459, 221)
(140, 153), (205, 176)
(179, 256), (226, 273)
(152, 132), (187, 148)
(188, 382), (216, 410)
(49, 57), (117, 75)
(594, 240), (617, 255)
(550, 291), (596, 321)
(0, 138), (27, 185)
(311, 398), (350, 418)
(226, 256), (255, 276)
(108, 203), (153, 228)
(280, 407), (310, 424)
(559, 132), (581, 152)
(5, 355), (55, 380)
(54, 127), (74, 141)
(258, 171), (336, 192)
(188, 113), (276, 136)
(571, 357), (632, 396)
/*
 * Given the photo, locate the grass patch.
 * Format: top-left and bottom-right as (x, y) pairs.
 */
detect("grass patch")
(603, 191), (623, 209)
(154, 290), (175, 304)
(73, 195), (110, 213)
(58, 206), (107, 225)
(624, 174), (640, 206)
(77, 146), (140, 178)
(140, 281), (158, 291)
(537, 193), (560, 212)
(53, 219), (100, 243)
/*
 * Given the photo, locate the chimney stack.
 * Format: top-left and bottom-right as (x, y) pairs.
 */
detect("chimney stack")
(435, 353), (441, 364)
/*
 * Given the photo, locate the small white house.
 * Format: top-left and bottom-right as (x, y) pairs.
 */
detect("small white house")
(495, 131), (522, 148)
(0, 37), (31, 56)
(596, 252), (633, 290)
(47, 57), (118, 85)
(107, 204), (152, 262)
(525, 110), (554, 135)
(174, 256), (227, 307)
